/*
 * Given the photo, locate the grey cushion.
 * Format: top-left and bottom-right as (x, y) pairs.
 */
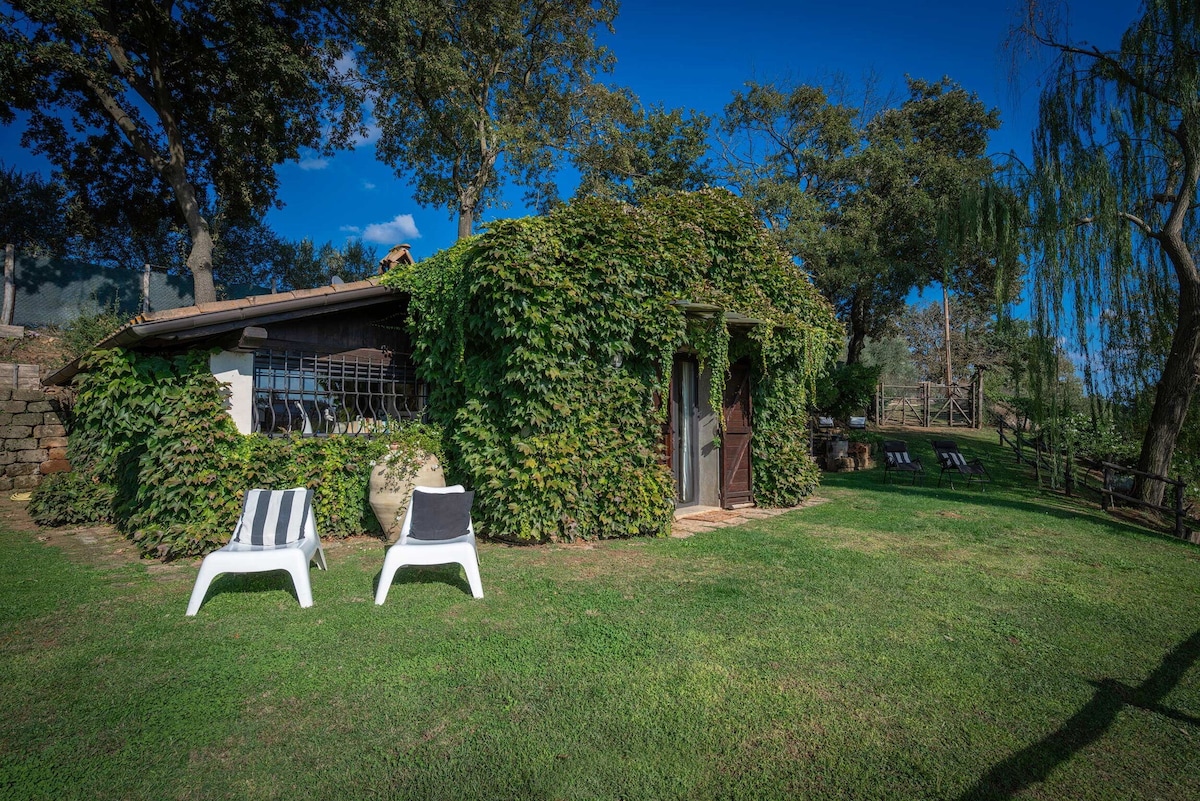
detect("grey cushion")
(409, 490), (475, 541)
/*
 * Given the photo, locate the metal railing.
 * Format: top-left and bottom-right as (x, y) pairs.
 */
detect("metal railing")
(252, 350), (426, 436)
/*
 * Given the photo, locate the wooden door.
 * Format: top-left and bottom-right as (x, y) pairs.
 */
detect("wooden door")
(721, 359), (753, 507)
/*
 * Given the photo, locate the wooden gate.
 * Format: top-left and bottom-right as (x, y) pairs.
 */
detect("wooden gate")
(874, 373), (983, 428)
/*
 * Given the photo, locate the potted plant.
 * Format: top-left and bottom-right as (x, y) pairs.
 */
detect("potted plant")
(367, 429), (446, 540)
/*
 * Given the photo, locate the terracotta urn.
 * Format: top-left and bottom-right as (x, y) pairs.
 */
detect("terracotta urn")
(369, 450), (445, 540)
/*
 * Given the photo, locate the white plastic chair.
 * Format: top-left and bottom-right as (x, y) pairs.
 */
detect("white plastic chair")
(186, 488), (327, 616)
(375, 485), (483, 603)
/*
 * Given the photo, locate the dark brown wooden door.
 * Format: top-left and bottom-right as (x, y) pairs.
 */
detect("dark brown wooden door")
(721, 359), (753, 507)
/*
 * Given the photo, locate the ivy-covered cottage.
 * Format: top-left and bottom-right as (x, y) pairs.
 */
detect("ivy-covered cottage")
(40, 191), (840, 552)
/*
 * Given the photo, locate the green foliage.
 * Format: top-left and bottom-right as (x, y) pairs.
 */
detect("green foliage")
(1, 0), (363, 301)
(1020, 0), (1200, 501)
(54, 304), (128, 360)
(721, 77), (1002, 362)
(387, 190), (841, 541)
(32, 347), (442, 560)
(814, 362), (880, 421)
(359, 0), (618, 234)
(28, 472), (115, 527)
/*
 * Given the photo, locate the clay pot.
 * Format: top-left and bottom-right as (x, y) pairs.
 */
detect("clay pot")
(368, 451), (445, 539)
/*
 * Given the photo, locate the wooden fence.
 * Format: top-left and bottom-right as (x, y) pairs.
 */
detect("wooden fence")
(875, 373), (983, 428)
(996, 420), (1196, 542)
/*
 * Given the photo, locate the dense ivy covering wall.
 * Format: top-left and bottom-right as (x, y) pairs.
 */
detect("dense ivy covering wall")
(385, 190), (841, 543)
(29, 348), (441, 560)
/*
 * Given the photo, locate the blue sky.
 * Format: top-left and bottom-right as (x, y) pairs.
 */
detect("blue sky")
(2, 1), (1141, 263)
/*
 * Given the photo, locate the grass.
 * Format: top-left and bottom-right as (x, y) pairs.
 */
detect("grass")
(2, 429), (1198, 800)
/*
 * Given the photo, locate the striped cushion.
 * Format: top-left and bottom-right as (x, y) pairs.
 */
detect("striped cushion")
(887, 451), (911, 466)
(231, 488), (312, 548)
(946, 451), (967, 467)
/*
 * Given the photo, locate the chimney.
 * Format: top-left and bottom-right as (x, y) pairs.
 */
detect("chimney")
(378, 243), (414, 274)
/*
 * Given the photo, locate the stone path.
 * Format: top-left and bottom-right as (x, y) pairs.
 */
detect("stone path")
(670, 496), (830, 538)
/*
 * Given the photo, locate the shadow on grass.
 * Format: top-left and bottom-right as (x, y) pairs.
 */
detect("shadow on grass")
(826, 467), (1184, 546)
(371, 565), (476, 600)
(956, 628), (1200, 800)
(198, 570), (303, 610)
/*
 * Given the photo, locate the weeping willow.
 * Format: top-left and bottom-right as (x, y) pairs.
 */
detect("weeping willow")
(1022, 0), (1200, 506)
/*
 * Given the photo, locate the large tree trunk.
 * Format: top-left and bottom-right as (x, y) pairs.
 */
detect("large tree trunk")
(1134, 274), (1200, 507)
(165, 166), (217, 305)
(457, 206), (474, 240)
(942, 283), (953, 386)
(845, 289), (869, 364)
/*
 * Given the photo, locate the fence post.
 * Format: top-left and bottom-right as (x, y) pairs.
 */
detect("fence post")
(141, 263), (151, 314)
(923, 382), (930, 427)
(2, 243), (14, 326)
(1102, 466), (1112, 511)
(1065, 457), (1074, 497)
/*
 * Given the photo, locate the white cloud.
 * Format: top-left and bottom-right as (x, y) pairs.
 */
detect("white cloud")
(299, 157), (329, 171)
(340, 225), (362, 234)
(334, 53), (358, 78)
(362, 181), (376, 191)
(351, 120), (382, 147)
(362, 214), (421, 244)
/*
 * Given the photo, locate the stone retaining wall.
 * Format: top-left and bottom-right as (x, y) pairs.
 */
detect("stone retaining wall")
(0, 387), (69, 491)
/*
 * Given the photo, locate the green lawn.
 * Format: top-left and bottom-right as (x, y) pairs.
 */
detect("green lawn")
(2, 429), (1198, 800)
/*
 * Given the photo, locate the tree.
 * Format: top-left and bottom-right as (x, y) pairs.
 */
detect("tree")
(572, 92), (714, 203)
(358, 0), (618, 238)
(276, 238), (380, 291)
(0, 1), (362, 303)
(1017, 0), (1200, 505)
(720, 77), (1001, 365)
(0, 163), (77, 256)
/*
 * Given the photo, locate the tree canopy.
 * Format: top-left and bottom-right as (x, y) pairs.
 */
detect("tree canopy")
(0, 0), (362, 303)
(358, 0), (618, 239)
(720, 76), (1003, 365)
(1018, 0), (1200, 504)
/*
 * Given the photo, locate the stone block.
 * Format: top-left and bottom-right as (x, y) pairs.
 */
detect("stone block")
(11, 413), (41, 426)
(6, 462), (37, 476)
(18, 448), (49, 463)
(0, 425), (33, 439)
(0, 413), (10, 426)
(0, 401), (25, 413)
(26, 401), (53, 413)
(12, 389), (47, 402)
(8, 438), (39, 451)
(41, 436), (68, 449)
(40, 459), (71, 474)
(42, 411), (63, 426)
(0, 387), (10, 401)
(0, 476), (11, 491)
(0, 451), (15, 466)
(47, 447), (69, 461)
(34, 424), (66, 439)
(13, 475), (42, 489)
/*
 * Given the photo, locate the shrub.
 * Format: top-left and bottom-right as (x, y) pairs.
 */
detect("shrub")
(33, 346), (443, 560)
(28, 472), (116, 527)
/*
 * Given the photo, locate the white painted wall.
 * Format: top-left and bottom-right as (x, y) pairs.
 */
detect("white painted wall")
(209, 350), (255, 434)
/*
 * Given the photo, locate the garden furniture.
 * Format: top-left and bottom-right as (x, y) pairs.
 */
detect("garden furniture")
(185, 487), (327, 615)
(931, 440), (991, 489)
(375, 485), (483, 603)
(882, 440), (924, 485)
